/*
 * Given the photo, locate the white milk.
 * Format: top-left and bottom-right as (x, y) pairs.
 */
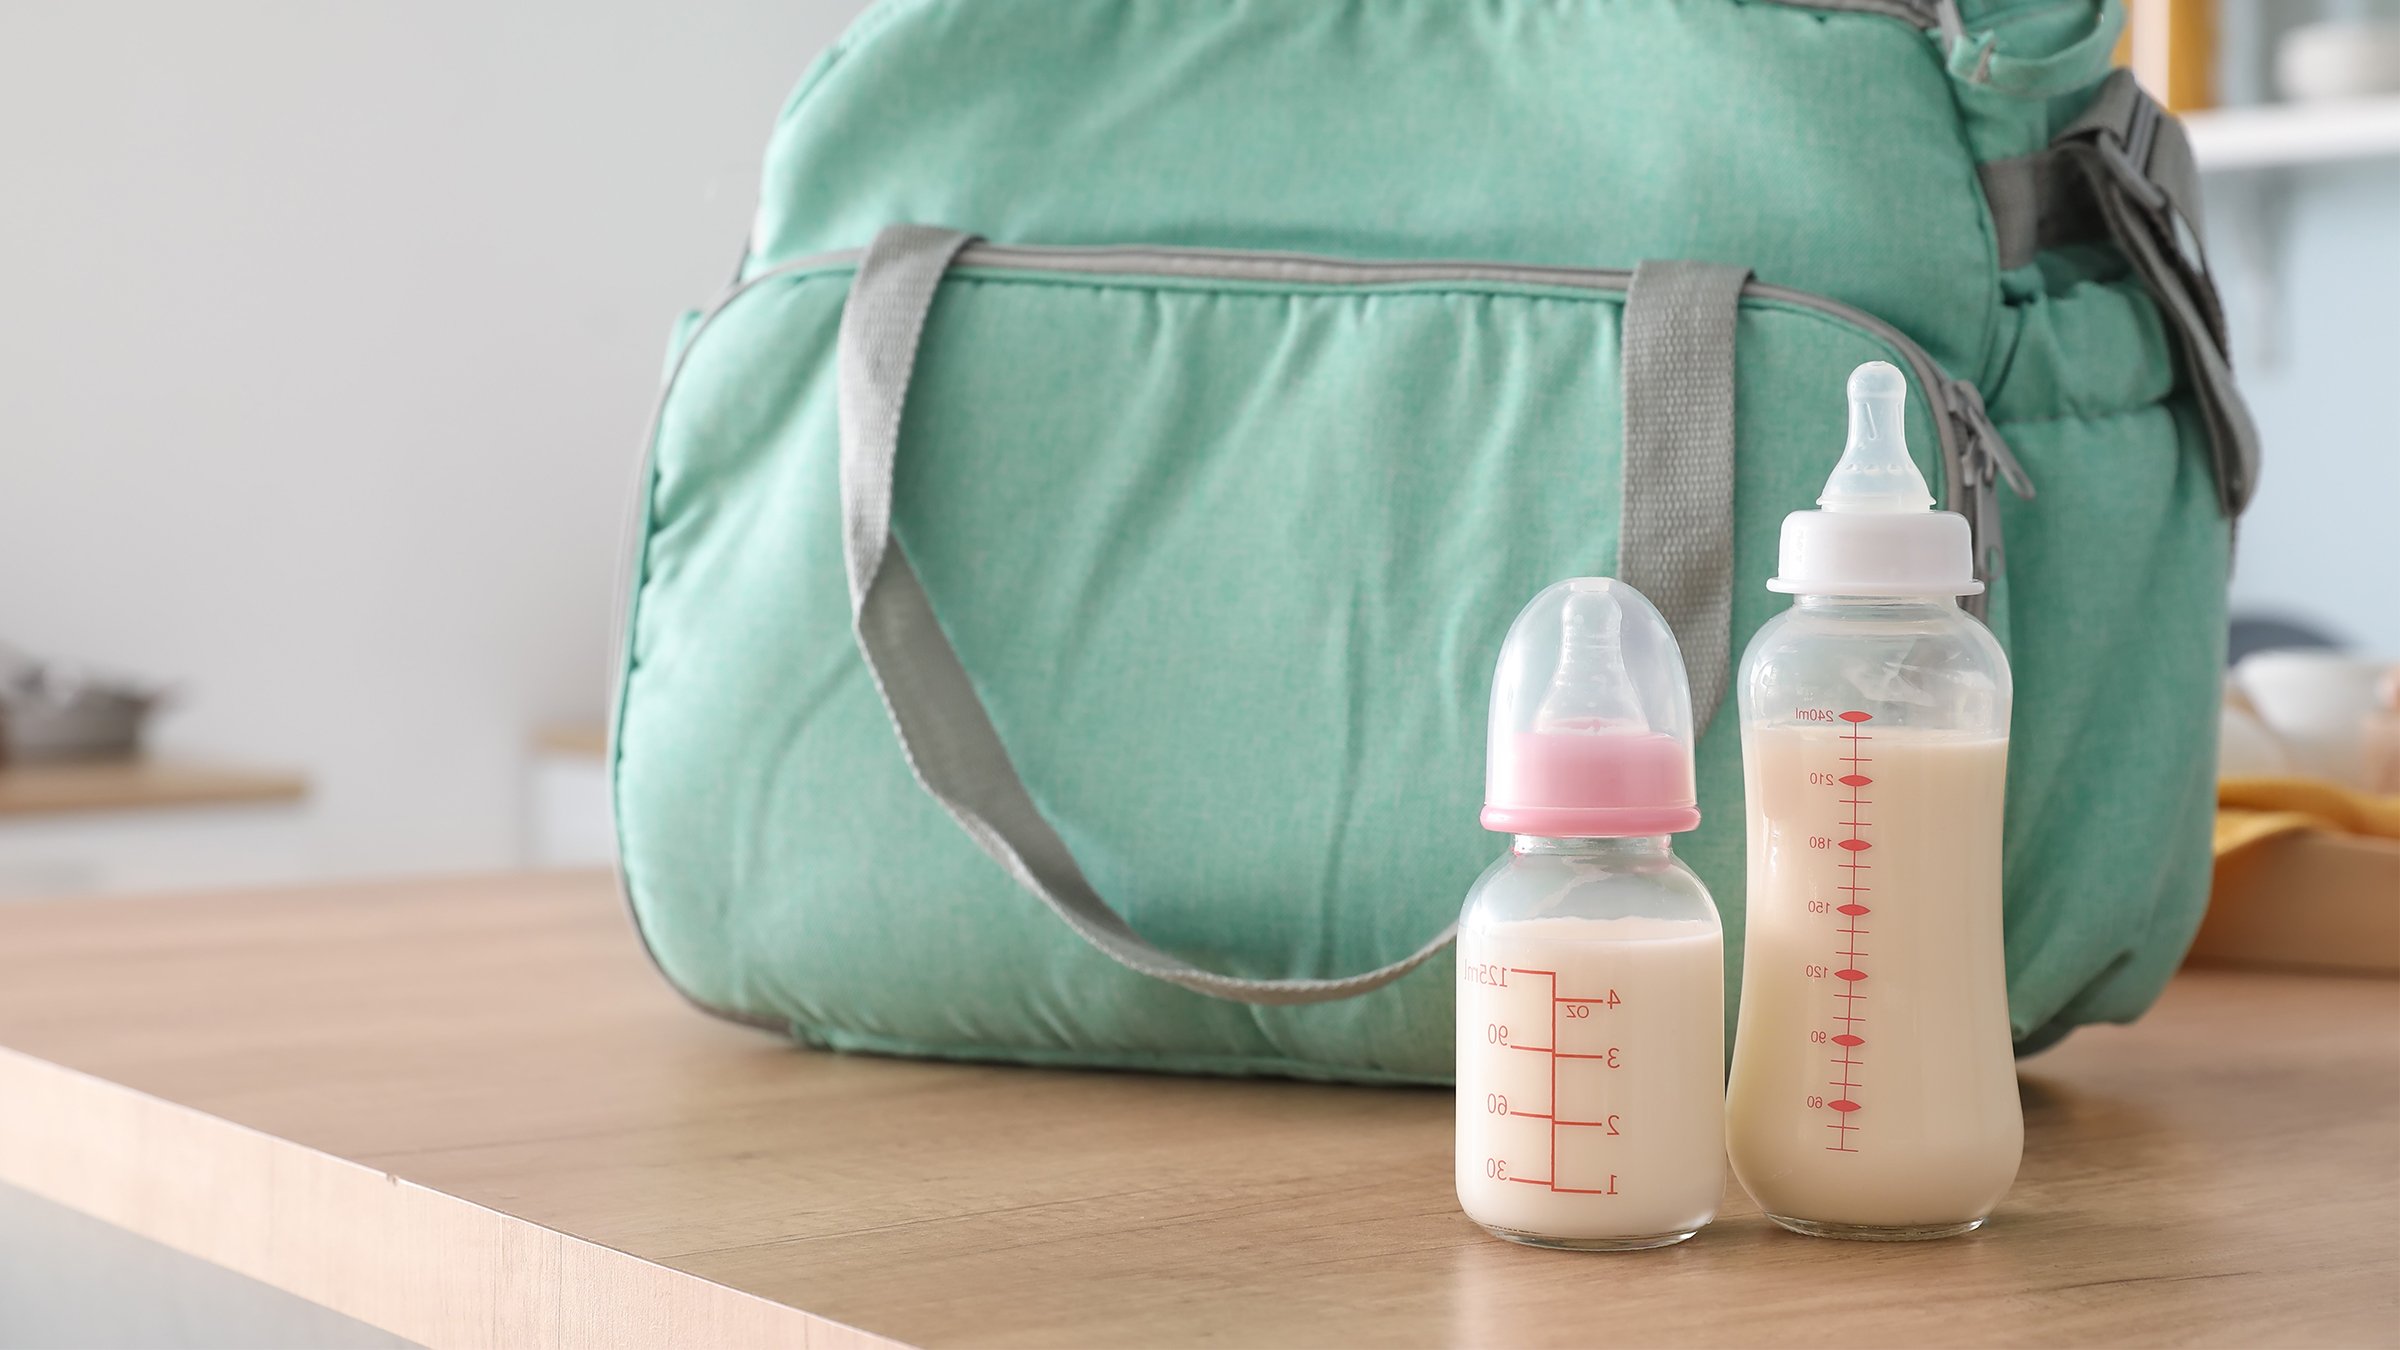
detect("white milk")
(1455, 916), (1723, 1247)
(1726, 727), (2020, 1234)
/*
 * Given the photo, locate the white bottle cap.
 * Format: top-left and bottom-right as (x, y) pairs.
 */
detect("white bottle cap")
(1767, 361), (1982, 598)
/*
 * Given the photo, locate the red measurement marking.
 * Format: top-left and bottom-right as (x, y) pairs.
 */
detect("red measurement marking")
(1487, 968), (1630, 1195)
(1825, 712), (1873, 1152)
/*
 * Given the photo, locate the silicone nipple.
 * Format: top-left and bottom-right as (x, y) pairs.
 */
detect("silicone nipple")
(1817, 361), (1933, 515)
(1532, 582), (1646, 734)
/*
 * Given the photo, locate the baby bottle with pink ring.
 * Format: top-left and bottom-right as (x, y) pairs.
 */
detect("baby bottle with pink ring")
(1454, 577), (1724, 1251)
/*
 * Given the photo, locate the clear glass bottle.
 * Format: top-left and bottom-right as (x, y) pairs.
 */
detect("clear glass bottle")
(1724, 363), (2021, 1241)
(1455, 579), (1724, 1251)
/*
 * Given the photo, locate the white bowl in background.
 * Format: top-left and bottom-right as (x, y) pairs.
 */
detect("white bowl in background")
(2233, 649), (2388, 787)
(2277, 21), (2400, 102)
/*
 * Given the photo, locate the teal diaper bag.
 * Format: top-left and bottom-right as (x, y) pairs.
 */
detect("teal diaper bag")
(612, 0), (2255, 1081)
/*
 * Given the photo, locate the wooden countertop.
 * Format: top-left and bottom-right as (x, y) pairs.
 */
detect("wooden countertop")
(0, 873), (2391, 1348)
(0, 757), (307, 817)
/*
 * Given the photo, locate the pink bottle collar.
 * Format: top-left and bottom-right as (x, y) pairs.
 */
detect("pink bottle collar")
(1483, 729), (1699, 838)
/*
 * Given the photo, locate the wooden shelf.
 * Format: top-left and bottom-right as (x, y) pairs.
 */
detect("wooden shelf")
(532, 723), (609, 759)
(0, 872), (2390, 1347)
(0, 758), (307, 818)
(2186, 95), (2400, 171)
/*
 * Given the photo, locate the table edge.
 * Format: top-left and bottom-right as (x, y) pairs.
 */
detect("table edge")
(0, 1045), (903, 1350)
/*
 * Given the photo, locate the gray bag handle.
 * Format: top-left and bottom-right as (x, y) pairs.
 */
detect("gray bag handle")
(837, 224), (1744, 1004)
(1618, 259), (1752, 735)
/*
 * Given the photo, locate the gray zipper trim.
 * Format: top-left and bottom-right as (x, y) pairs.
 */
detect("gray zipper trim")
(1759, 0), (1960, 35)
(1751, 1), (1970, 75)
(606, 238), (2029, 1021)
(936, 241), (2024, 584)
(616, 240), (2020, 698)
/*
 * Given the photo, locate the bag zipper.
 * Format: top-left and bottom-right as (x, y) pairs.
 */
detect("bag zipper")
(1940, 378), (2036, 590)
(1758, 0), (1966, 44)
(615, 240), (2031, 693)
(940, 243), (2029, 607)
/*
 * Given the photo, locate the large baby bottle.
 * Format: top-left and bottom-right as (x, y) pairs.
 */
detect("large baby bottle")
(1725, 362), (2020, 1241)
(1455, 578), (1724, 1251)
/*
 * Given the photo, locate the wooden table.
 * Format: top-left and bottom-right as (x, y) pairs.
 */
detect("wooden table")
(0, 873), (2391, 1348)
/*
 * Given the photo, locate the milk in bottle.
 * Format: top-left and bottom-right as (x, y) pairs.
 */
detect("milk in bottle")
(1725, 362), (2021, 1240)
(1456, 579), (1725, 1250)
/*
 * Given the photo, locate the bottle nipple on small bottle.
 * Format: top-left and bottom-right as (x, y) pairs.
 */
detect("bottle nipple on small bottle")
(1531, 581), (1648, 736)
(1482, 577), (1701, 835)
(1817, 361), (1933, 515)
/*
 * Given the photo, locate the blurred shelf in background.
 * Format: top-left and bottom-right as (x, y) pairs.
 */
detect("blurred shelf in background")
(0, 759), (306, 818)
(2187, 94), (2400, 171)
(528, 725), (614, 869)
(0, 758), (309, 900)
(531, 724), (607, 759)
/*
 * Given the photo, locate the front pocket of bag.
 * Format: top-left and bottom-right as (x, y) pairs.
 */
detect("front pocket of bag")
(617, 247), (2001, 1080)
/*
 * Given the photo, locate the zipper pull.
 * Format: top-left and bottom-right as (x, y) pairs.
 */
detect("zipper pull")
(1958, 382), (2034, 501)
(1942, 381), (2032, 586)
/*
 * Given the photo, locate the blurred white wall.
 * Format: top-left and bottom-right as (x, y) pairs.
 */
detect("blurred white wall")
(2213, 161), (2400, 657)
(2210, 0), (2400, 658)
(0, 1), (868, 880)
(0, 1), (2388, 892)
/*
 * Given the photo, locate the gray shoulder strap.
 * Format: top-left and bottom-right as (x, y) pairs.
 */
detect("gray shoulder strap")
(1978, 151), (2104, 270)
(838, 225), (1453, 1005)
(836, 227), (1747, 1004)
(1981, 70), (2207, 271)
(1976, 70), (2258, 517)
(1618, 259), (1752, 737)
